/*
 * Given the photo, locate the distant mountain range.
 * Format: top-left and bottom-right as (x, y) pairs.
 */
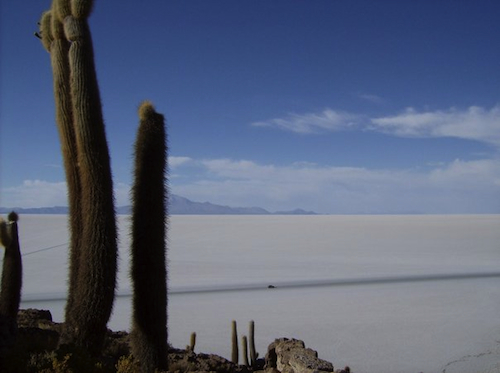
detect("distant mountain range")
(0, 194), (317, 215)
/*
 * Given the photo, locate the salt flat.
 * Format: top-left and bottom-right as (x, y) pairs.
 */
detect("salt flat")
(6, 214), (500, 373)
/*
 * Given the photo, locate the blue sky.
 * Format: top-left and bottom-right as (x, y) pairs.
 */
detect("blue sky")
(1, 0), (500, 214)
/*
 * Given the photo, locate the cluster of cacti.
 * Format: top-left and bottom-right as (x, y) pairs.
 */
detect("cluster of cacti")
(0, 212), (22, 362)
(231, 320), (259, 367)
(130, 102), (168, 372)
(38, 0), (169, 368)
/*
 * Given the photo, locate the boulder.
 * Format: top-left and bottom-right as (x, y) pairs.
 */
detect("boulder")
(265, 338), (334, 373)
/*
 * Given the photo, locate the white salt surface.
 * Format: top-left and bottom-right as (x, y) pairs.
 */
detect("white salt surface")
(7, 214), (500, 373)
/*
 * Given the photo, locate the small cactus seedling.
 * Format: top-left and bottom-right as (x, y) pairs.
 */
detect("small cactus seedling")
(242, 336), (249, 367)
(190, 332), (197, 352)
(249, 320), (258, 367)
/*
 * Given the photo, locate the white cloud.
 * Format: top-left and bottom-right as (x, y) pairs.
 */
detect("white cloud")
(371, 105), (500, 146)
(1, 180), (68, 208)
(173, 158), (500, 214)
(1, 180), (132, 209)
(251, 109), (362, 134)
(429, 158), (500, 187)
(3, 158), (500, 213)
(253, 105), (500, 147)
(169, 156), (192, 168)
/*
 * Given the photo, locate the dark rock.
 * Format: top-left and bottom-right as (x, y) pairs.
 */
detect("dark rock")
(335, 367), (351, 373)
(103, 329), (131, 358)
(16, 327), (59, 352)
(17, 308), (54, 328)
(168, 348), (249, 373)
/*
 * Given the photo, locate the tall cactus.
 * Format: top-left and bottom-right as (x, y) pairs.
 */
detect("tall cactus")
(130, 102), (168, 372)
(39, 6), (83, 320)
(0, 212), (22, 362)
(38, 0), (118, 356)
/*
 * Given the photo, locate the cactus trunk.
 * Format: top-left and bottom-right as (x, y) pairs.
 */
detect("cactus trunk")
(0, 213), (22, 362)
(36, 0), (120, 356)
(61, 15), (118, 355)
(45, 10), (84, 318)
(231, 320), (239, 364)
(0, 213), (22, 319)
(249, 320), (257, 367)
(190, 332), (197, 352)
(130, 102), (168, 372)
(242, 336), (249, 367)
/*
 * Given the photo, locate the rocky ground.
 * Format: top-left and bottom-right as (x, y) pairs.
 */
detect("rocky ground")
(2, 309), (351, 373)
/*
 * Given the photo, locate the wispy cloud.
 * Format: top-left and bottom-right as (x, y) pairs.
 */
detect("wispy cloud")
(44, 164), (62, 169)
(1, 180), (131, 209)
(371, 105), (500, 146)
(357, 92), (386, 104)
(173, 157), (500, 214)
(169, 156), (193, 168)
(251, 109), (363, 134)
(253, 105), (500, 147)
(1, 180), (68, 208)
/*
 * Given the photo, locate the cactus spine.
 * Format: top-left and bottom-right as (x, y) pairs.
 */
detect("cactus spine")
(39, 0), (118, 356)
(130, 102), (168, 372)
(231, 320), (239, 364)
(0, 212), (22, 362)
